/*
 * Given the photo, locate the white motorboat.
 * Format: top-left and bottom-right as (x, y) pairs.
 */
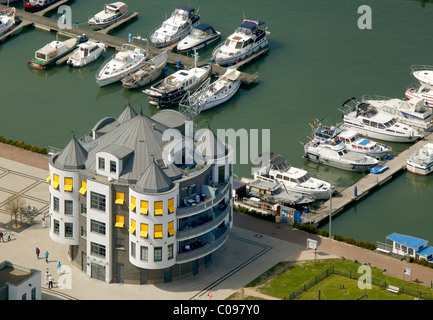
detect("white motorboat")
(189, 68), (241, 111)
(96, 44), (147, 87)
(411, 65), (433, 89)
(361, 95), (433, 132)
(407, 143), (433, 175)
(24, 0), (60, 12)
(67, 41), (105, 67)
(143, 63), (212, 108)
(405, 84), (433, 107)
(149, 5), (200, 48)
(303, 138), (379, 172)
(121, 51), (168, 89)
(88, 2), (128, 30)
(312, 122), (390, 159)
(177, 23), (220, 52)
(212, 18), (269, 66)
(341, 97), (422, 143)
(28, 37), (80, 69)
(0, 7), (15, 37)
(253, 152), (335, 200)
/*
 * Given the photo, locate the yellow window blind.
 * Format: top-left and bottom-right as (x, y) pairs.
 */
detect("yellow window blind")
(168, 221), (175, 236)
(140, 224), (148, 238)
(46, 172), (51, 182)
(115, 215), (125, 228)
(129, 196), (136, 211)
(52, 174), (59, 189)
(115, 192), (125, 205)
(154, 224), (163, 239)
(128, 219), (136, 234)
(168, 198), (175, 213)
(155, 201), (163, 216)
(140, 201), (148, 214)
(64, 178), (73, 192)
(79, 181), (87, 195)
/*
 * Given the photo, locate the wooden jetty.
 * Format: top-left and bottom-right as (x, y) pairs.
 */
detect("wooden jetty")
(0, 3), (259, 84)
(306, 132), (433, 226)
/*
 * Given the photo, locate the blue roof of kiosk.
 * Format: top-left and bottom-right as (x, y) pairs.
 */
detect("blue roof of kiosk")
(386, 233), (428, 249)
(417, 246), (433, 258)
(194, 23), (215, 32)
(239, 19), (265, 30)
(176, 5), (194, 12)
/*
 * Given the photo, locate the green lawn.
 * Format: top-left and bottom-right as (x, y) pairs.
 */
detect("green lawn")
(254, 259), (433, 300)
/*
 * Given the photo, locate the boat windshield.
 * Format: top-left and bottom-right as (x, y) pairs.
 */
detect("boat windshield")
(36, 52), (46, 60)
(172, 8), (189, 19)
(224, 39), (243, 49)
(235, 26), (253, 35)
(384, 118), (397, 127)
(297, 174), (310, 183)
(190, 28), (208, 39)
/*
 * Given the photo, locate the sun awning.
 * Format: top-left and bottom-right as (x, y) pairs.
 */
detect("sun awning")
(154, 224), (163, 238)
(129, 196), (136, 211)
(115, 215), (124, 228)
(64, 178), (73, 192)
(168, 198), (175, 213)
(52, 174), (59, 189)
(128, 219), (136, 233)
(115, 192), (125, 205)
(79, 181), (87, 195)
(168, 221), (175, 236)
(155, 201), (163, 216)
(140, 201), (148, 214)
(140, 224), (148, 238)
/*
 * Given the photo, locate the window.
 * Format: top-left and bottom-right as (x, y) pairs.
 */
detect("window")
(64, 177), (73, 192)
(64, 200), (73, 215)
(115, 215), (124, 228)
(81, 203), (87, 215)
(168, 198), (175, 213)
(53, 197), (59, 212)
(116, 238), (125, 250)
(218, 166), (225, 183)
(129, 196), (136, 211)
(53, 219), (59, 235)
(79, 181), (87, 195)
(154, 247), (162, 262)
(168, 244), (174, 260)
(131, 241), (136, 258)
(52, 174), (59, 189)
(154, 201), (163, 216)
(168, 221), (175, 237)
(65, 222), (73, 238)
(140, 246), (148, 261)
(91, 220), (106, 235)
(140, 224), (148, 238)
(81, 225), (87, 239)
(98, 158), (105, 170)
(91, 242), (106, 258)
(115, 192), (125, 205)
(110, 161), (117, 173)
(90, 192), (106, 212)
(140, 200), (149, 214)
(154, 224), (163, 239)
(191, 183), (197, 195)
(128, 219), (136, 234)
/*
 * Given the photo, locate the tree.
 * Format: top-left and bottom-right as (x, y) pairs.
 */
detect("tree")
(4, 194), (26, 228)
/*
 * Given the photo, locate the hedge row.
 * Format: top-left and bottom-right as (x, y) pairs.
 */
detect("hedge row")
(333, 234), (376, 250)
(0, 136), (47, 155)
(409, 257), (433, 269)
(292, 221), (329, 237)
(233, 205), (276, 222)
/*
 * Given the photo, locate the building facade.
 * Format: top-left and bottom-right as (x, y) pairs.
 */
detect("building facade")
(47, 107), (233, 284)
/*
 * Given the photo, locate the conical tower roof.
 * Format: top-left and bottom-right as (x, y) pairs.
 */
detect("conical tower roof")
(117, 103), (138, 124)
(136, 158), (172, 193)
(55, 136), (88, 170)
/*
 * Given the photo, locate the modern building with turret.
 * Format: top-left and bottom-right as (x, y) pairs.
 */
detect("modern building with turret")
(46, 105), (233, 284)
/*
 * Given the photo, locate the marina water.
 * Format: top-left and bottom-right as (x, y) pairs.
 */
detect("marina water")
(0, 0), (432, 244)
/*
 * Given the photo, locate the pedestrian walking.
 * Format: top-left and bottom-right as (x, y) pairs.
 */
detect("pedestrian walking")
(57, 261), (62, 274)
(36, 247), (40, 259)
(44, 271), (49, 286)
(0, 231), (4, 243)
(45, 250), (49, 263)
(48, 274), (54, 289)
(41, 217), (46, 229)
(7, 231), (10, 241)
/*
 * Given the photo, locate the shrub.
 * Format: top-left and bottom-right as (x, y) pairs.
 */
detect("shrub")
(0, 136), (47, 155)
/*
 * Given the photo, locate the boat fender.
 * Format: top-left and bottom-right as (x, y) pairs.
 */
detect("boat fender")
(54, 51), (58, 57)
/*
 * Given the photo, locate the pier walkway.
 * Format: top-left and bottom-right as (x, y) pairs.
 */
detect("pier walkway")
(0, 2), (260, 84)
(307, 132), (433, 226)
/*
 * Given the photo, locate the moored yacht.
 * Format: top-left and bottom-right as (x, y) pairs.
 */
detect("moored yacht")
(143, 63), (212, 107)
(24, 0), (60, 12)
(303, 138), (379, 172)
(96, 44), (147, 87)
(177, 23), (220, 52)
(0, 7), (14, 37)
(405, 84), (433, 107)
(212, 18), (269, 66)
(149, 5), (200, 48)
(407, 143), (433, 176)
(88, 2), (129, 30)
(361, 95), (433, 132)
(341, 97), (422, 143)
(312, 122), (390, 159)
(28, 36), (80, 69)
(67, 41), (105, 67)
(411, 65), (433, 89)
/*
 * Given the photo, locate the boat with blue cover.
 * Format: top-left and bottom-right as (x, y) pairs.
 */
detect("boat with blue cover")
(370, 165), (388, 174)
(177, 23), (220, 52)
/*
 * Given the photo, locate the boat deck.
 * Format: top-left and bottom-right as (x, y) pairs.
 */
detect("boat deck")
(0, 1), (259, 85)
(306, 132), (433, 226)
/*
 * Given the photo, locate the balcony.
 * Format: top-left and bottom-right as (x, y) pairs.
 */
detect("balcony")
(176, 204), (231, 241)
(176, 226), (230, 263)
(177, 180), (231, 218)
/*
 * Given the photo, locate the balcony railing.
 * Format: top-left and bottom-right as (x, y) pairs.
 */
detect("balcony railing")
(177, 180), (231, 218)
(176, 205), (230, 241)
(176, 227), (230, 263)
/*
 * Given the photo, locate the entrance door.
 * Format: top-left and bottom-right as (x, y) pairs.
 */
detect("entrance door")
(91, 263), (106, 282)
(117, 264), (125, 283)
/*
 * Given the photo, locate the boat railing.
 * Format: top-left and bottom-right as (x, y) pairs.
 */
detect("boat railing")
(410, 65), (433, 73)
(211, 42), (224, 57)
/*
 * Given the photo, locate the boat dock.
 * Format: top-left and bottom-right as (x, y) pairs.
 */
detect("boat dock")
(306, 132), (433, 226)
(0, 2), (259, 85)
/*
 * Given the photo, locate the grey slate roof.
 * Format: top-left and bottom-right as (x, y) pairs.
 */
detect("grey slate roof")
(55, 136), (88, 170)
(136, 158), (172, 193)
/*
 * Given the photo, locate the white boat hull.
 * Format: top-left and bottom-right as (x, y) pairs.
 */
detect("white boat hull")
(406, 162), (433, 175)
(200, 80), (241, 111)
(341, 124), (420, 143)
(67, 44), (105, 67)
